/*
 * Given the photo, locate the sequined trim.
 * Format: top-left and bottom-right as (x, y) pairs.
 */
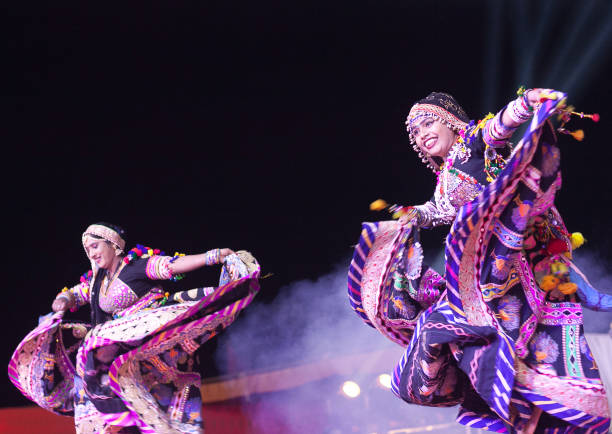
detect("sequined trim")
(407, 103), (468, 136)
(82, 224), (126, 252)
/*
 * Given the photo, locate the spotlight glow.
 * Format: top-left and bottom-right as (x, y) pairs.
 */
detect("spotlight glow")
(377, 373), (392, 389)
(341, 381), (361, 398)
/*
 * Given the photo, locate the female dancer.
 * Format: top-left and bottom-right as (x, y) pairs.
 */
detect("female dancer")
(348, 90), (610, 432)
(10, 222), (260, 433)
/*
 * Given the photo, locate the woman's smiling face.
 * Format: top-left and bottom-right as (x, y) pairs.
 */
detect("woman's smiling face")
(83, 236), (116, 269)
(411, 117), (457, 159)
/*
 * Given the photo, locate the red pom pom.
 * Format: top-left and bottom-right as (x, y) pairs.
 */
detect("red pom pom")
(154, 249), (160, 255)
(546, 238), (568, 255)
(592, 113), (600, 122)
(123, 257), (130, 263)
(136, 249), (143, 256)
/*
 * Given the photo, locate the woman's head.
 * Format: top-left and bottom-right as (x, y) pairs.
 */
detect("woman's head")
(406, 92), (469, 168)
(82, 222), (127, 270)
(410, 117), (458, 159)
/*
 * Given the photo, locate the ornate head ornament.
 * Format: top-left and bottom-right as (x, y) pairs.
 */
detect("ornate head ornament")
(406, 92), (470, 172)
(82, 223), (126, 255)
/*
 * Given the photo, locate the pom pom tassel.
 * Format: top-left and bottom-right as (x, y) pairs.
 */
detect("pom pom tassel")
(557, 105), (599, 140)
(570, 232), (586, 250)
(570, 129), (584, 141)
(369, 199), (389, 211)
(557, 127), (585, 141)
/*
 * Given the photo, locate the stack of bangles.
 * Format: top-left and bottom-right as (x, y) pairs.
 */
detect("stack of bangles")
(204, 248), (221, 266)
(490, 110), (516, 140)
(390, 205), (418, 219)
(507, 90), (533, 124)
(55, 288), (74, 310)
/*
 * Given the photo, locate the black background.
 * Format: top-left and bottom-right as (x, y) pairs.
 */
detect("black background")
(3, 0), (612, 407)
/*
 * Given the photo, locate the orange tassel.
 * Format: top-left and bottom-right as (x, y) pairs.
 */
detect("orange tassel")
(370, 199), (388, 211)
(570, 129), (584, 141)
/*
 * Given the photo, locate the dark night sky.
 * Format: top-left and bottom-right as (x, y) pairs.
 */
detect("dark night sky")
(3, 1), (612, 407)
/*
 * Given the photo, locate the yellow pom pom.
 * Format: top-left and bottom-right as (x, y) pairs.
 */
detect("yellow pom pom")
(550, 261), (569, 276)
(61, 286), (69, 293)
(539, 275), (559, 291)
(558, 282), (578, 295)
(570, 232), (586, 250)
(370, 199), (388, 211)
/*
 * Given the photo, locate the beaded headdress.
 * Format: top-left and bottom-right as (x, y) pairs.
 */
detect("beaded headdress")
(406, 92), (470, 171)
(82, 223), (126, 255)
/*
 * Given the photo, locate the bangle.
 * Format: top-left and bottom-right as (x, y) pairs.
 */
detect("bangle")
(507, 96), (532, 124)
(55, 293), (76, 311)
(204, 249), (221, 265)
(485, 110), (516, 144)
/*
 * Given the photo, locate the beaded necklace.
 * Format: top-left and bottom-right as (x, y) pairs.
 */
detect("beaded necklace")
(437, 114), (506, 195)
(100, 261), (126, 296)
(437, 122), (479, 196)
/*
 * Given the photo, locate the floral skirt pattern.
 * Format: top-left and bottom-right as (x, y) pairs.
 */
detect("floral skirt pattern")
(348, 97), (610, 432)
(9, 253), (260, 433)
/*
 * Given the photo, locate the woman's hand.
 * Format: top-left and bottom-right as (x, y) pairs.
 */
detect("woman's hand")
(219, 248), (235, 261)
(525, 88), (556, 107)
(52, 298), (69, 312)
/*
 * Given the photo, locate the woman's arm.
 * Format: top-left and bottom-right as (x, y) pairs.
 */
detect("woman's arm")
(52, 275), (92, 312)
(168, 248), (234, 275)
(484, 88), (555, 147)
(500, 89), (541, 129)
(397, 200), (456, 228)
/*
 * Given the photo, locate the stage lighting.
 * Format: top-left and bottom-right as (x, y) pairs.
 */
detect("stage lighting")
(341, 380), (361, 398)
(377, 373), (392, 389)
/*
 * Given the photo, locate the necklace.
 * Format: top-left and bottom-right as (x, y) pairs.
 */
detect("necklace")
(101, 261), (125, 296)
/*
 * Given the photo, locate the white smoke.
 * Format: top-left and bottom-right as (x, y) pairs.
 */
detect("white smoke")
(573, 249), (612, 334)
(216, 261), (394, 373)
(212, 249), (612, 433)
(214, 261), (462, 433)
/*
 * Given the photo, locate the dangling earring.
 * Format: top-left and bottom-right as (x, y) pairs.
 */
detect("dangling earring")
(413, 143), (427, 160)
(115, 247), (123, 256)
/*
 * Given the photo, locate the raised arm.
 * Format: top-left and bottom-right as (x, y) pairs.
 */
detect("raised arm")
(483, 88), (555, 147)
(168, 248), (234, 275)
(397, 199), (456, 228)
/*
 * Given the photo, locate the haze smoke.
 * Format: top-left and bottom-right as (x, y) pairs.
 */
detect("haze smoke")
(213, 249), (611, 433)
